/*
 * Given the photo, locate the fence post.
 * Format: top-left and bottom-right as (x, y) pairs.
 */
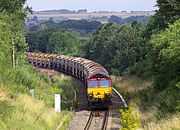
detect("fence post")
(55, 94), (61, 113)
(12, 41), (15, 68)
(30, 89), (35, 99)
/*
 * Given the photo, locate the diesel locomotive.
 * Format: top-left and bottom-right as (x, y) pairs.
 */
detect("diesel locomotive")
(27, 52), (112, 105)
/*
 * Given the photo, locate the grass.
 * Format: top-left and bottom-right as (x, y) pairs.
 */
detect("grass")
(143, 113), (180, 130)
(0, 86), (59, 130)
(111, 75), (153, 93)
(0, 88), (73, 130)
(0, 60), (76, 129)
(112, 75), (180, 130)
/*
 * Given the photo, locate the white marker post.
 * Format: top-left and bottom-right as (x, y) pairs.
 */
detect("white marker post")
(55, 94), (61, 113)
(30, 89), (35, 99)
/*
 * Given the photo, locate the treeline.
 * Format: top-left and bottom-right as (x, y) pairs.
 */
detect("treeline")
(27, 29), (84, 56)
(28, 19), (102, 36)
(27, 19), (101, 55)
(39, 9), (87, 14)
(109, 15), (151, 25)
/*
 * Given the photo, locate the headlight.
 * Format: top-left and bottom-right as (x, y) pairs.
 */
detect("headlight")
(104, 92), (110, 97)
(89, 94), (93, 97)
(88, 93), (93, 97)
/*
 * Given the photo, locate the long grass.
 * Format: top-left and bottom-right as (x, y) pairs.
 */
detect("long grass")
(0, 59), (75, 129)
(143, 113), (180, 130)
(112, 75), (180, 130)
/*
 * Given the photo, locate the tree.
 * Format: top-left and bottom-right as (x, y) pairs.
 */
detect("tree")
(0, 0), (25, 12)
(110, 24), (143, 74)
(156, 0), (180, 24)
(147, 20), (180, 112)
(0, 0), (31, 19)
(85, 22), (146, 75)
(37, 19), (102, 36)
(150, 19), (180, 90)
(48, 31), (80, 55)
(0, 0), (28, 68)
(109, 15), (123, 25)
(145, 0), (180, 38)
(109, 15), (151, 25)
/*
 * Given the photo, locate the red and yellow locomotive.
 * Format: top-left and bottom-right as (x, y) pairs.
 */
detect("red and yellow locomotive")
(27, 52), (112, 105)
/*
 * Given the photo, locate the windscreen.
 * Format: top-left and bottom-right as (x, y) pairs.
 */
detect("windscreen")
(100, 80), (110, 87)
(88, 80), (98, 88)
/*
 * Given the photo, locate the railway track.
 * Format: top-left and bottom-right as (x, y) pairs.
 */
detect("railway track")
(84, 109), (109, 130)
(84, 111), (94, 130)
(101, 110), (109, 130)
(84, 88), (127, 130)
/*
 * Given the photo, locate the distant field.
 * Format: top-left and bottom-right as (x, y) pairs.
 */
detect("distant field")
(28, 11), (155, 22)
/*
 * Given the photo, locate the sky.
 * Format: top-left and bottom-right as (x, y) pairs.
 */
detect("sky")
(26, 0), (157, 12)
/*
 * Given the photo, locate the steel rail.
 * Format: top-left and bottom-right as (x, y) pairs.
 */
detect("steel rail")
(84, 111), (94, 130)
(101, 109), (109, 130)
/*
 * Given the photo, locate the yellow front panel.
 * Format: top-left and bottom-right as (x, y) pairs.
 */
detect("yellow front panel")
(87, 87), (112, 99)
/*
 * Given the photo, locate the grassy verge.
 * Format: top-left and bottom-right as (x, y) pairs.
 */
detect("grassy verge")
(0, 63), (76, 129)
(112, 75), (180, 130)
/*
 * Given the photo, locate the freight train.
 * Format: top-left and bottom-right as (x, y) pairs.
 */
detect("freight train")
(27, 52), (112, 106)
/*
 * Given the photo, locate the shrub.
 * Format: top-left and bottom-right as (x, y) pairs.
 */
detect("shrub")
(119, 107), (141, 130)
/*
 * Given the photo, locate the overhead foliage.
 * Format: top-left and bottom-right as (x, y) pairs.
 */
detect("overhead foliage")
(0, 0), (28, 67)
(0, 0), (31, 19)
(145, 0), (180, 37)
(0, 0), (26, 12)
(156, 0), (180, 24)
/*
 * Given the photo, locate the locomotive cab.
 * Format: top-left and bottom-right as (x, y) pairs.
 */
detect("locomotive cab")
(87, 76), (112, 103)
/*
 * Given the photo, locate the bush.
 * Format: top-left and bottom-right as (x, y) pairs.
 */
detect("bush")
(119, 107), (141, 130)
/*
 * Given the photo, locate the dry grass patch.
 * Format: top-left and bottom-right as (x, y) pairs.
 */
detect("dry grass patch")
(0, 85), (73, 130)
(143, 113), (180, 130)
(128, 102), (157, 123)
(111, 75), (153, 93)
(0, 85), (10, 101)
